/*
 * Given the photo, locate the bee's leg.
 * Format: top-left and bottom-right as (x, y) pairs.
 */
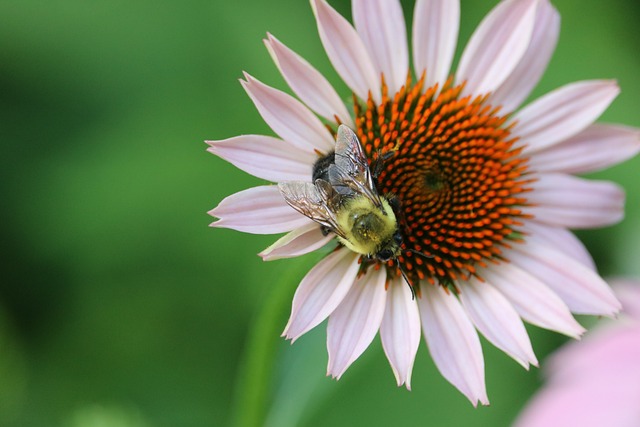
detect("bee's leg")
(387, 193), (401, 212)
(371, 150), (396, 179)
(320, 225), (332, 236)
(397, 261), (417, 300)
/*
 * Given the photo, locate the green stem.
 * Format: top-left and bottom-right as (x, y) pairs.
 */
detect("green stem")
(229, 264), (305, 427)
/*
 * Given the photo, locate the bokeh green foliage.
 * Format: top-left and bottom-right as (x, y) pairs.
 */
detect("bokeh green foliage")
(1, 0), (639, 426)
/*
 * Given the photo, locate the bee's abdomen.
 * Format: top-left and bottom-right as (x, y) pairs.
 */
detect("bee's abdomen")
(312, 151), (335, 182)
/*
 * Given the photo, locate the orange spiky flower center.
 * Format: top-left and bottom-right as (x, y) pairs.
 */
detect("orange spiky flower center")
(354, 75), (532, 286)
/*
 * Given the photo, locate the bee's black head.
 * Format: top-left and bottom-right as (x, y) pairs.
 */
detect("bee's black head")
(377, 248), (395, 262)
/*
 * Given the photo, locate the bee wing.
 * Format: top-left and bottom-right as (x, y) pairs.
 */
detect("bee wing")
(277, 182), (347, 239)
(330, 125), (383, 208)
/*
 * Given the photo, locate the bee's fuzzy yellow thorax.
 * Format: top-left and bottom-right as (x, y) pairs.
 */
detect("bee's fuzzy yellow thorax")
(336, 197), (397, 256)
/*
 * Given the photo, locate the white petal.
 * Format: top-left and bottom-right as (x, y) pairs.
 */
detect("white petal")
(525, 173), (625, 229)
(418, 284), (488, 406)
(521, 221), (595, 271)
(482, 262), (585, 338)
(514, 80), (620, 152)
(209, 186), (312, 234)
(456, 0), (538, 96)
(311, 0), (381, 103)
(353, 0), (408, 95)
(510, 240), (622, 316)
(264, 33), (354, 127)
(283, 248), (360, 341)
(259, 222), (334, 261)
(528, 124), (640, 174)
(459, 279), (537, 369)
(490, 0), (559, 113)
(206, 135), (315, 182)
(327, 269), (387, 379)
(412, 0), (459, 90)
(380, 279), (421, 390)
(241, 73), (334, 153)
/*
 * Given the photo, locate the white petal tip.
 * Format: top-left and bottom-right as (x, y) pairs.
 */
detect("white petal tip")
(469, 393), (490, 407)
(326, 369), (344, 381)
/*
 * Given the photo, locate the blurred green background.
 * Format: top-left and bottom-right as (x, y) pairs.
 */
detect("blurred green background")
(1, 0), (639, 426)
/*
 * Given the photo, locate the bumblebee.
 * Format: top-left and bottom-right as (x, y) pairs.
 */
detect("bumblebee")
(278, 125), (403, 263)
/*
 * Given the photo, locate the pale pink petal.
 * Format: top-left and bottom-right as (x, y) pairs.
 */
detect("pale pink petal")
(311, 0), (380, 103)
(241, 73), (334, 153)
(264, 33), (354, 127)
(515, 321), (640, 427)
(352, 0), (408, 95)
(547, 324), (640, 384)
(327, 269), (387, 379)
(206, 135), (315, 182)
(456, 0), (538, 97)
(209, 186), (312, 234)
(412, 0), (459, 90)
(259, 222), (333, 261)
(510, 240), (621, 316)
(283, 248), (360, 341)
(490, 0), (559, 113)
(612, 279), (640, 320)
(528, 124), (640, 174)
(482, 263), (585, 338)
(459, 279), (537, 369)
(380, 278), (421, 390)
(513, 80), (620, 152)
(514, 372), (640, 427)
(521, 221), (595, 270)
(525, 173), (624, 229)
(418, 284), (488, 406)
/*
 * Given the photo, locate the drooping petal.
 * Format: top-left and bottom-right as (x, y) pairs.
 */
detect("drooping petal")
(311, 0), (381, 103)
(525, 173), (624, 229)
(380, 278), (421, 390)
(513, 80), (620, 152)
(412, 0), (459, 90)
(418, 284), (488, 406)
(352, 0), (408, 95)
(482, 262), (585, 338)
(510, 240), (622, 316)
(490, 0), (559, 113)
(327, 269), (387, 379)
(521, 221), (595, 271)
(264, 33), (354, 127)
(528, 124), (640, 174)
(283, 248), (360, 341)
(459, 279), (538, 369)
(241, 73), (334, 153)
(259, 222), (333, 261)
(210, 186), (312, 234)
(206, 135), (315, 182)
(456, 0), (538, 97)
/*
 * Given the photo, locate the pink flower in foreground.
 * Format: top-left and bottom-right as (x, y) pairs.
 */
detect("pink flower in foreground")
(208, 0), (640, 405)
(514, 279), (640, 427)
